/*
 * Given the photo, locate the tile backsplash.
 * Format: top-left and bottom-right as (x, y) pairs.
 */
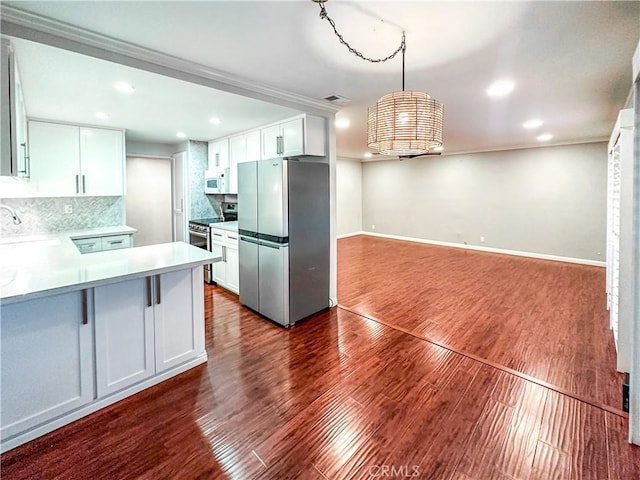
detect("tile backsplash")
(0, 196), (124, 236)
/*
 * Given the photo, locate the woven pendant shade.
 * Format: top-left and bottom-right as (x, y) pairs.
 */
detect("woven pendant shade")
(367, 91), (444, 156)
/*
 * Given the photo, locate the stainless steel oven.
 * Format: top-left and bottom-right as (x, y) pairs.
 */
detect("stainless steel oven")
(188, 220), (214, 284)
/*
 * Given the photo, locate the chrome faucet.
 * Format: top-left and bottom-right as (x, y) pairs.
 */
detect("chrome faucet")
(0, 205), (22, 225)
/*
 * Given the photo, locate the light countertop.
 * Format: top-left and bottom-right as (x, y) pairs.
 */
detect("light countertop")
(210, 221), (238, 233)
(0, 229), (219, 304)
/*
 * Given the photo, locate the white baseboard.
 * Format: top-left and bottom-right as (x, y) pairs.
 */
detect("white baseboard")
(337, 231), (365, 239)
(353, 231), (605, 267)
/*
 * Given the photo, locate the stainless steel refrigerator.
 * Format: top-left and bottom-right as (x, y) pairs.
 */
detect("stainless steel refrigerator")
(238, 158), (329, 327)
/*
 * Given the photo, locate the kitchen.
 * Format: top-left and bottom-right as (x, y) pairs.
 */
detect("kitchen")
(0, 30), (335, 453)
(1, 1), (640, 478)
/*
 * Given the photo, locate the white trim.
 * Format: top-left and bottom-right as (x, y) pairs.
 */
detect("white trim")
(337, 231), (365, 239)
(0, 353), (207, 453)
(359, 231), (606, 267)
(0, 5), (339, 116)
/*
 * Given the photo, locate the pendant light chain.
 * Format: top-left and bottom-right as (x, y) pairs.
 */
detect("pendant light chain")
(317, 2), (405, 64)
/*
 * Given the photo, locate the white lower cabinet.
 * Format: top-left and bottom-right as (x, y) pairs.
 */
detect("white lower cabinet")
(211, 228), (239, 294)
(0, 290), (94, 441)
(154, 269), (203, 372)
(94, 277), (155, 397)
(94, 268), (203, 396)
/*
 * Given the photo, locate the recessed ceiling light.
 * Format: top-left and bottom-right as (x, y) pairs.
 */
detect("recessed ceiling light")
(176, 132), (186, 138)
(537, 133), (553, 142)
(94, 111), (109, 120)
(486, 80), (515, 98)
(432, 146), (444, 152)
(523, 119), (543, 129)
(363, 152), (373, 159)
(209, 117), (221, 125)
(335, 118), (350, 129)
(114, 81), (135, 94)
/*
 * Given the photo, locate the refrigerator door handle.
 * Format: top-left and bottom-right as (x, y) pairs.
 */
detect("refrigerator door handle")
(240, 236), (260, 245)
(259, 239), (287, 249)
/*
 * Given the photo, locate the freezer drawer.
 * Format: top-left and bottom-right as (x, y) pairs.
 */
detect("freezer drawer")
(239, 236), (259, 312)
(258, 242), (289, 326)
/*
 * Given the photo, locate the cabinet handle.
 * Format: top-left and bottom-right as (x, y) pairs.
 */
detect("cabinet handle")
(81, 289), (88, 325)
(108, 240), (124, 245)
(76, 175), (80, 194)
(146, 277), (153, 307)
(215, 152), (220, 168)
(280, 135), (284, 155)
(222, 245), (226, 262)
(155, 275), (161, 305)
(82, 175), (86, 193)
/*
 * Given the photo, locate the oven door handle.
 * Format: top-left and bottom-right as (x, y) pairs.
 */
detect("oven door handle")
(189, 230), (208, 239)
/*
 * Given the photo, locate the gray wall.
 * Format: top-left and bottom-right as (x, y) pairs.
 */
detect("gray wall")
(336, 157), (362, 236)
(362, 142), (607, 261)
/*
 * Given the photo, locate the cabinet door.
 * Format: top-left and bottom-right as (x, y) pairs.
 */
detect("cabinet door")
(94, 278), (155, 397)
(245, 130), (261, 162)
(28, 121), (80, 195)
(1, 291), (94, 440)
(225, 245), (239, 294)
(208, 139), (229, 171)
(80, 127), (124, 196)
(261, 124), (280, 159)
(211, 241), (226, 285)
(229, 135), (246, 194)
(281, 118), (304, 157)
(154, 269), (205, 372)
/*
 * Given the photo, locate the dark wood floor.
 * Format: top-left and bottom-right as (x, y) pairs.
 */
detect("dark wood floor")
(338, 235), (623, 411)
(2, 284), (639, 479)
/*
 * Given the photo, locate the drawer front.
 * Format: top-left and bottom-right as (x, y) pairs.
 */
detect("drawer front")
(101, 235), (131, 251)
(225, 232), (239, 247)
(211, 229), (226, 243)
(212, 228), (239, 247)
(73, 238), (102, 254)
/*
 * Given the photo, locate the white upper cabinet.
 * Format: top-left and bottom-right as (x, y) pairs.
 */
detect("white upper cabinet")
(208, 138), (229, 171)
(261, 114), (326, 159)
(80, 127), (124, 196)
(28, 120), (125, 196)
(28, 121), (80, 195)
(228, 130), (261, 194)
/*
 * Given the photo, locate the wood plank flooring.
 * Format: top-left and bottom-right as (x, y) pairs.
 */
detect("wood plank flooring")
(338, 235), (623, 410)
(2, 284), (639, 479)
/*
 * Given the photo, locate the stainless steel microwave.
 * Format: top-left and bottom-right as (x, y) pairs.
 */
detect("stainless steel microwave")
(204, 170), (227, 194)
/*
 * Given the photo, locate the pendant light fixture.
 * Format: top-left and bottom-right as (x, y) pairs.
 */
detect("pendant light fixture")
(314, 0), (443, 157)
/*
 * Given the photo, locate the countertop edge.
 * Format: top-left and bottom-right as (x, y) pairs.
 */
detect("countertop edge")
(0, 255), (221, 306)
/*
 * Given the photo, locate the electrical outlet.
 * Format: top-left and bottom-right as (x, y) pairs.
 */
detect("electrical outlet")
(371, 225), (376, 230)
(480, 236), (485, 243)
(64, 205), (73, 214)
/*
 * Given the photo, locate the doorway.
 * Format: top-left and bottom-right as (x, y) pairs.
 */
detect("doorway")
(126, 155), (172, 247)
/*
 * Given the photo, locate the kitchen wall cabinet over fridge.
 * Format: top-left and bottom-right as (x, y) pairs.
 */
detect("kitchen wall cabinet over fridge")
(28, 120), (124, 196)
(228, 130), (260, 193)
(261, 114), (325, 159)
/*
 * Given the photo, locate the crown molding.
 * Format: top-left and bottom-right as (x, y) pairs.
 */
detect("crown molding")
(0, 5), (340, 116)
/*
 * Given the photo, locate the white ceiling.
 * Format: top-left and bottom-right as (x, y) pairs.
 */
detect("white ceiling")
(8, 38), (300, 145)
(3, 1), (639, 159)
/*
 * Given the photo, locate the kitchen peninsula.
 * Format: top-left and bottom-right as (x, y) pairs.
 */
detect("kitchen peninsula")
(0, 236), (219, 452)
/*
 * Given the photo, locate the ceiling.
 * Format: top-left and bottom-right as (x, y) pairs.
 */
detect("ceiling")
(3, 1), (639, 160)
